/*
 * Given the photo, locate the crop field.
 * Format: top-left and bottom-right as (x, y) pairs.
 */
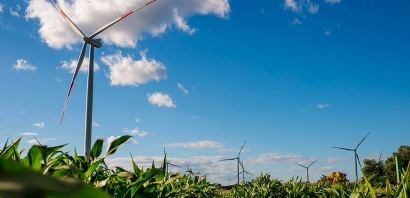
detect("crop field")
(0, 135), (409, 198)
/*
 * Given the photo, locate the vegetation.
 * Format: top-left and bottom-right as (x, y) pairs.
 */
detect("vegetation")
(384, 145), (410, 185)
(1, 137), (410, 197)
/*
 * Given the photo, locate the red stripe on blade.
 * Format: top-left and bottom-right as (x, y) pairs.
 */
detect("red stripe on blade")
(121, 11), (133, 19)
(145, 0), (156, 6)
(59, 10), (67, 18)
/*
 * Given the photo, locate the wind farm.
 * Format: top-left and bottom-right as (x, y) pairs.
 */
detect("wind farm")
(1, 0), (410, 196)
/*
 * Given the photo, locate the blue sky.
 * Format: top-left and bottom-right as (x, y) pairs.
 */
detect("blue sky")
(0, 0), (409, 185)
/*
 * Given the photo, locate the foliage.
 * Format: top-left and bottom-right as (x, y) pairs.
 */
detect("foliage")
(319, 172), (349, 184)
(384, 145), (410, 185)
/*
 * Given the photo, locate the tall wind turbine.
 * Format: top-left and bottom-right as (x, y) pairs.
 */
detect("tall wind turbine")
(295, 159), (318, 183)
(238, 159), (254, 183)
(220, 140), (247, 185)
(332, 132), (370, 182)
(52, 0), (157, 159)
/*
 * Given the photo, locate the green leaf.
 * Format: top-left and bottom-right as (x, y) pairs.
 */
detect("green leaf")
(386, 179), (392, 198)
(0, 159), (111, 198)
(104, 135), (132, 157)
(131, 154), (143, 177)
(90, 138), (104, 161)
(84, 158), (105, 181)
(0, 137), (22, 159)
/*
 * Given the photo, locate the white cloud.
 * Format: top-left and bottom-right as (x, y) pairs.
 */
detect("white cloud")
(27, 138), (56, 145)
(0, 3), (4, 12)
(123, 128), (149, 137)
(284, 0), (300, 12)
(177, 83), (189, 95)
(20, 110), (25, 114)
(173, 9), (197, 34)
(33, 122), (44, 128)
(21, 132), (38, 136)
(317, 104), (330, 108)
(147, 92), (176, 108)
(291, 17), (302, 25)
(325, 0), (341, 4)
(59, 57), (100, 73)
(324, 30), (331, 35)
(283, 0), (319, 14)
(307, 3), (319, 14)
(92, 121), (100, 127)
(135, 118), (140, 123)
(165, 141), (223, 149)
(25, 0), (230, 49)
(13, 59), (37, 71)
(101, 50), (167, 86)
(10, 5), (21, 17)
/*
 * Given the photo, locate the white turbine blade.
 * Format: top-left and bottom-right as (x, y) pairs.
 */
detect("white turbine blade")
(220, 158), (236, 161)
(356, 153), (362, 169)
(60, 43), (87, 125)
(332, 146), (354, 151)
(355, 132), (370, 150)
(307, 159), (318, 168)
(237, 140), (247, 157)
(168, 162), (181, 168)
(89, 0), (156, 39)
(295, 163), (307, 168)
(51, 0), (85, 38)
(244, 170), (255, 176)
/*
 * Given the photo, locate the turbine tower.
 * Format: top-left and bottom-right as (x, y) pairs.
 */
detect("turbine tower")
(332, 132), (370, 182)
(52, 0), (157, 159)
(295, 159), (318, 183)
(220, 140), (247, 185)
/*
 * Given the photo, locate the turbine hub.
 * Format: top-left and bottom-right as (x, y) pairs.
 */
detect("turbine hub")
(83, 37), (102, 48)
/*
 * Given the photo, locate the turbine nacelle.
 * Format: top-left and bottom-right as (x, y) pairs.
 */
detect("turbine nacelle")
(83, 37), (102, 48)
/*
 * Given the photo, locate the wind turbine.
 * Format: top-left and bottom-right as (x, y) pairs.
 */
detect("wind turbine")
(163, 147), (181, 175)
(220, 140), (247, 185)
(52, 0), (157, 159)
(295, 159), (318, 183)
(238, 159), (254, 183)
(332, 132), (370, 182)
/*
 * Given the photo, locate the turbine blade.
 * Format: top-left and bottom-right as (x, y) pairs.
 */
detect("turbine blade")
(379, 150), (383, 162)
(237, 140), (247, 158)
(332, 146), (354, 151)
(239, 160), (244, 170)
(356, 153), (362, 169)
(89, 0), (156, 39)
(244, 170), (255, 176)
(295, 163), (307, 168)
(60, 43), (87, 125)
(307, 159), (318, 168)
(355, 132), (370, 149)
(51, 0), (85, 38)
(168, 163), (181, 168)
(220, 158), (236, 161)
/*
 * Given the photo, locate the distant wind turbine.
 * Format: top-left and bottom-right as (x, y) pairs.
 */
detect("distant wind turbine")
(220, 140), (247, 185)
(237, 159), (254, 183)
(295, 159), (318, 183)
(52, 0), (157, 159)
(163, 147), (181, 175)
(332, 132), (370, 182)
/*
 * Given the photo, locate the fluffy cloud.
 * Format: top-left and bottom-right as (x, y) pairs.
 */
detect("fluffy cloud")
(177, 83), (189, 95)
(101, 50), (166, 86)
(25, 0), (230, 49)
(123, 128), (149, 137)
(166, 141), (223, 149)
(10, 5), (21, 17)
(27, 138), (56, 145)
(59, 57), (100, 73)
(21, 132), (38, 136)
(291, 18), (302, 25)
(14, 59), (37, 71)
(283, 0), (319, 14)
(325, 0), (341, 4)
(317, 104), (330, 108)
(92, 121), (100, 127)
(33, 122), (45, 128)
(147, 92), (176, 108)
(0, 3), (4, 12)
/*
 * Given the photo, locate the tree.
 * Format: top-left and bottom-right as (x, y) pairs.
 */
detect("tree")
(362, 159), (385, 178)
(384, 145), (410, 184)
